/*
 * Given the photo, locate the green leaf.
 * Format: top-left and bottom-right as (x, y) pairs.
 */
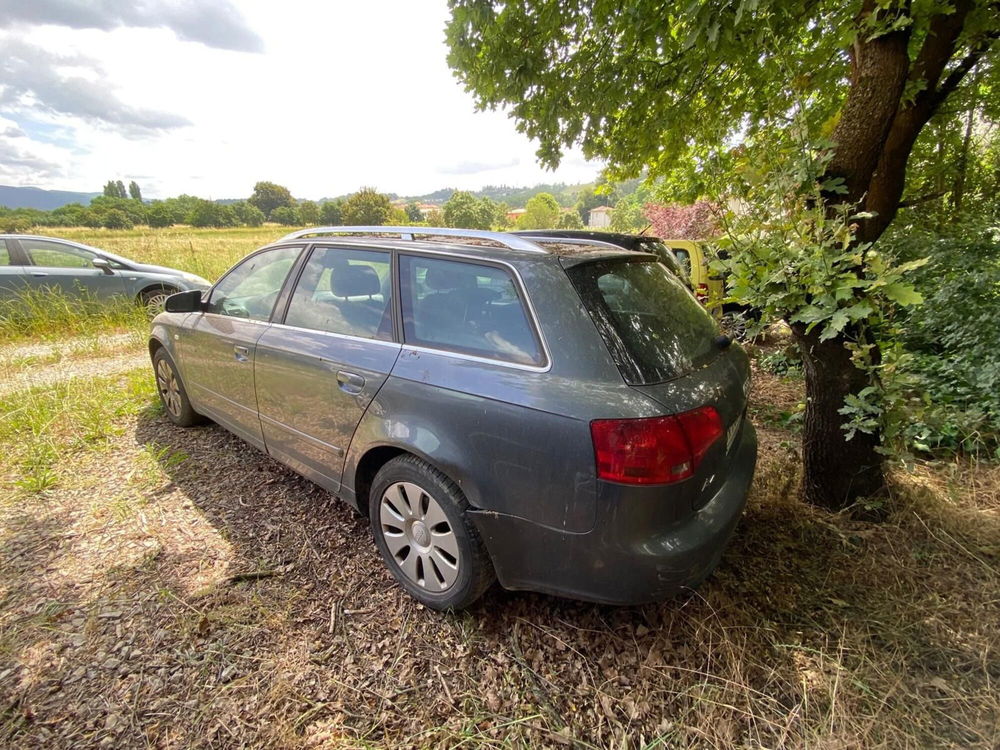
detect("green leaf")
(882, 283), (924, 306)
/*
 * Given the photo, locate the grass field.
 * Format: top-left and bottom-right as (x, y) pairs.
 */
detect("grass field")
(0, 228), (998, 748)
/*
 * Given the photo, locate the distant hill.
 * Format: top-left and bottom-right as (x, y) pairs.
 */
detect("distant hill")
(399, 182), (592, 208)
(0, 185), (100, 210)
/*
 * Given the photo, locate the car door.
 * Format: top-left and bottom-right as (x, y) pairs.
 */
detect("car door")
(16, 238), (127, 299)
(0, 239), (29, 299)
(177, 245), (302, 449)
(254, 245), (400, 492)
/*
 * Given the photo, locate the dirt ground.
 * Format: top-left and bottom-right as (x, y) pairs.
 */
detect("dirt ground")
(1, 350), (998, 748)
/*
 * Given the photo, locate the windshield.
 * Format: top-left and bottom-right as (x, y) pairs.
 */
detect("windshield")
(567, 259), (718, 384)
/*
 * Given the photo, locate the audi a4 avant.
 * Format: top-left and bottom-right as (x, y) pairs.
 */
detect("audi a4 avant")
(149, 227), (757, 610)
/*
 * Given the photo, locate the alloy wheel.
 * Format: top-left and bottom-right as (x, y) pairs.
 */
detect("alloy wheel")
(379, 481), (460, 592)
(155, 359), (182, 418)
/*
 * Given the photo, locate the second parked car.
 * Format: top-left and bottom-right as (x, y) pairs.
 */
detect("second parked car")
(150, 227), (757, 610)
(0, 234), (211, 308)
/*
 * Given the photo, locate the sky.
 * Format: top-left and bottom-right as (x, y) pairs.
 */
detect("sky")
(0, 0), (602, 200)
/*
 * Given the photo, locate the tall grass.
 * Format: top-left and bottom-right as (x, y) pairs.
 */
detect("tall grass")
(0, 286), (149, 345)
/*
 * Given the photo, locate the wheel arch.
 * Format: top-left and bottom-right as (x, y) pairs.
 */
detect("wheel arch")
(136, 282), (180, 305)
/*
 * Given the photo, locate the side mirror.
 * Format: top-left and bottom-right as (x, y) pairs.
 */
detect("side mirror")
(92, 257), (114, 275)
(164, 289), (205, 313)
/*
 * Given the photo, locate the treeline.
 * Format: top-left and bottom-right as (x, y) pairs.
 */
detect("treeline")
(0, 178), (642, 233)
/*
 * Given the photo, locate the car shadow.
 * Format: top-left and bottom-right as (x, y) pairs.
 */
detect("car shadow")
(126, 411), (1000, 747)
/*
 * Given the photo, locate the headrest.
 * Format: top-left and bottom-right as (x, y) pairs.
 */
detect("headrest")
(425, 265), (474, 291)
(331, 265), (380, 297)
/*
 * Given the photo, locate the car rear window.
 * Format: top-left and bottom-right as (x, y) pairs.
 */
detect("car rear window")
(566, 259), (718, 384)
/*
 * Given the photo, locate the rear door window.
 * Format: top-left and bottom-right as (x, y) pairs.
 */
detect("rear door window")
(400, 255), (544, 366)
(22, 240), (94, 268)
(567, 259), (718, 383)
(284, 247), (393, 340)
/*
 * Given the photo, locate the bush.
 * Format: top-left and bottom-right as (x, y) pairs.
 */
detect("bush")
(102, 209), (134, 230)
(890, 224), (1000, 456)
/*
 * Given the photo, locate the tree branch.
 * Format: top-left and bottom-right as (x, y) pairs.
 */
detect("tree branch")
(899, 190), (946, 208)
(929, 32), (1000, 111)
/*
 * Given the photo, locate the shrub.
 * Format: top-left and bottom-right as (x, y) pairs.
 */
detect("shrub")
(890, 224), (1000, 456)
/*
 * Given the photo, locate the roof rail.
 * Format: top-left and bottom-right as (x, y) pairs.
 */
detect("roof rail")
(277, 226), (547, 253)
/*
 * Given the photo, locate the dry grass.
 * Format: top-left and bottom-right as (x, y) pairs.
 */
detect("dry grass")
(0, 343), (997, 748)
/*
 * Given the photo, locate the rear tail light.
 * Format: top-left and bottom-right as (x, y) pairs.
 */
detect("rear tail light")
(696, 283), (709, 303)
(590, 406), (724, 485)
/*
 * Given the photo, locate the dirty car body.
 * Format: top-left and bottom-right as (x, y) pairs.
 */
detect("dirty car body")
(149, 227), (757, 609)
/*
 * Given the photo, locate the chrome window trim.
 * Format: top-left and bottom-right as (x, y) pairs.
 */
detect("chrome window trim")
(396, 249), (553, 372)
(266, 321), (402, 349)
(399, 344), (552, 373)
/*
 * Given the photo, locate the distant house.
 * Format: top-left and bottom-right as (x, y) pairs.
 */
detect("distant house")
(506, 208), (527, 223)
(417, 203), (439, 217)
(588, 205), (613, 228)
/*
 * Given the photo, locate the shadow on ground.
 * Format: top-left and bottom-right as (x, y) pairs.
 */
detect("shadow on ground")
(2, 402), (997, 748)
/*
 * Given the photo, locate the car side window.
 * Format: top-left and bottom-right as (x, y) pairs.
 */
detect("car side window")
(0, 240), (9, 266)
(22, 240), (94, 269)
(208, 246), (300, 321)
(400, 255), (544, 366)
(284, 247), (393, 340)
(669, 247), (692, 277)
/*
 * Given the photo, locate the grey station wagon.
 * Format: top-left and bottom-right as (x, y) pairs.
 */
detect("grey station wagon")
(149, 227), (757, 609)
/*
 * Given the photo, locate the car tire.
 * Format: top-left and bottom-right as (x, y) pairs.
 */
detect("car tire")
(152, 348), (205, 427)
(369, 455), (495, 610)
(140, 287), (176, 314)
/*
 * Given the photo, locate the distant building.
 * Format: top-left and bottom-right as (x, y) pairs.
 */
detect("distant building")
(506, 208), (527, 223)
(588, 205), (613, 228)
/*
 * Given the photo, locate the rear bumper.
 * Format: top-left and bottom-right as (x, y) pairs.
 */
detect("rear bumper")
(470, 421), (757, 605)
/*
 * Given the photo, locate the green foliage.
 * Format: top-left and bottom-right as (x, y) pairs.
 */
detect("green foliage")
(145, 202), (174, 228)
(270, 205), (300, 226)
(443, 190), (498, 229)
(128, 181), (142, 202)
(103, 180), (128, 199)
(248, 181), (295, 220)
(517, 192), (561, 229)
(187, 200), (238, 228)
(446, 1), (999, 196)
(341, 187), (392, 226)
(888, 224), (1000, 456)
(404, 202), (423, 222)
(102, 209), (133, 230)
(715, 138), (930, 446)
(319, 200), (343, 225)
(232, 201), (265, 227)
(558, 211), (584, 229)
(298, 200), (319, 225)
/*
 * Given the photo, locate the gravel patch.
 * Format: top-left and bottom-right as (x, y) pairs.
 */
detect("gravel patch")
(0, 352), (148, 397)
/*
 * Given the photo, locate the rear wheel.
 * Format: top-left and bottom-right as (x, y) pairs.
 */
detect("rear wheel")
(369, 455), (494, 610)
(152, 349), (204, 427)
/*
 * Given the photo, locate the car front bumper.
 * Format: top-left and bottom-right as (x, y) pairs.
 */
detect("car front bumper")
(470, 421), (758, 605)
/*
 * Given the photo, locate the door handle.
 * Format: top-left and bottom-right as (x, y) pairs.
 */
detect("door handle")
(31, 272), (48, 277)
(234, 345), (250, 362)
(336, 370), (366, 394)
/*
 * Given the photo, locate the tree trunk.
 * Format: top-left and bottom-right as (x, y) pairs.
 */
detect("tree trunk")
(792, 323), (886, 511)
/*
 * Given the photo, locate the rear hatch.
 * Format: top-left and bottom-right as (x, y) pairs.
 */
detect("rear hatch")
(564, 257), (751, 505)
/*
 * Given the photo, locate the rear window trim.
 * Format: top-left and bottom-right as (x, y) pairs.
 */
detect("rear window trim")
(397, 251), (551, 372)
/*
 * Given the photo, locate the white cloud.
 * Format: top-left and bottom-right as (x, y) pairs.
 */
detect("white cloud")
(0, 1), (603, 199)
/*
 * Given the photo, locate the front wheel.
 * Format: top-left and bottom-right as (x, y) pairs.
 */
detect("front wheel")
(140, 287), (176, 315)
(369, 455), (495, 610)
(152, 349), (205, 427)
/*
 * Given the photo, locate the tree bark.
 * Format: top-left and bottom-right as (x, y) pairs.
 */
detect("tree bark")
(792, 323), (885, 510)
